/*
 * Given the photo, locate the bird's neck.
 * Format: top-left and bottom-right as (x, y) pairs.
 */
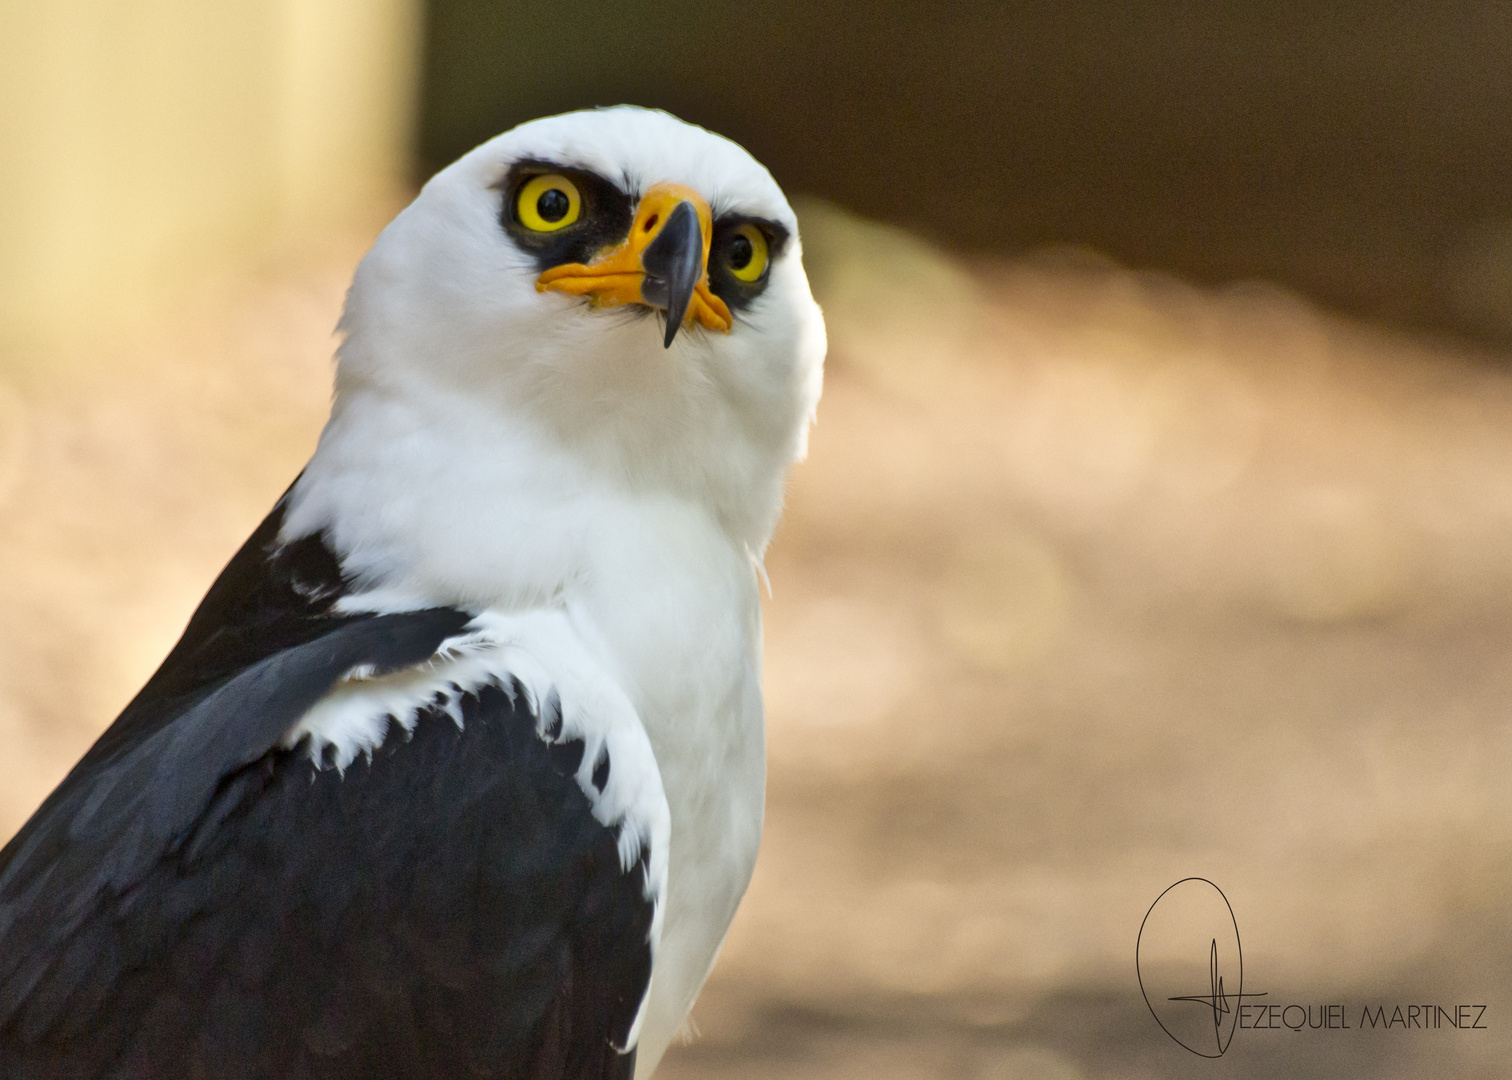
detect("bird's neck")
(280, 381), (773, 616)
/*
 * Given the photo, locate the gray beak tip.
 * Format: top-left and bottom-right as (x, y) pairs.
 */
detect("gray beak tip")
(642, 200), (703, 350)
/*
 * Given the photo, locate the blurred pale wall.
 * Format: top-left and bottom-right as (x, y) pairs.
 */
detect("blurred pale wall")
(0, 0), (422, 348)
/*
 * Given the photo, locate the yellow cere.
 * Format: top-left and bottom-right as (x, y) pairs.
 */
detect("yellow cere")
(516, 174), (582, 232)
(729, 224), (769, 282)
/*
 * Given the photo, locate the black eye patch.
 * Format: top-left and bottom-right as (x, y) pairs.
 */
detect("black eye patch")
(497, 160), (634, 272)
(707, 216), (790, 311)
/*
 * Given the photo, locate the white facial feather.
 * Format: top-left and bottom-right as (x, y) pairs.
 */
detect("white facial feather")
(288, 106), (825, 583)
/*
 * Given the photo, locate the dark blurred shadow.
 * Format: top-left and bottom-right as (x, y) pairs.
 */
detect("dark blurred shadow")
(420, 1), (1512, 350)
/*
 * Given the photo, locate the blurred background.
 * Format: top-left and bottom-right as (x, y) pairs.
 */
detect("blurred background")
(2, 3), (1510, 1078)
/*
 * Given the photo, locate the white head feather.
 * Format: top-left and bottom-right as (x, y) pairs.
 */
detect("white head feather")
(282, 106), (826, 610)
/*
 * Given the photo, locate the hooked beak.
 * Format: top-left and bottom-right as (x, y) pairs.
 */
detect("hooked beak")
(535, 183), (733, 348)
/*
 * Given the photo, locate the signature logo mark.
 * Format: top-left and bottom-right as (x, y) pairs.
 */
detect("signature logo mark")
(1137, 877), (1266, 1057)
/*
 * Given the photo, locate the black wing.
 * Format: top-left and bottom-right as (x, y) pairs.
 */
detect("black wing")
(0, 493), (653, 1079)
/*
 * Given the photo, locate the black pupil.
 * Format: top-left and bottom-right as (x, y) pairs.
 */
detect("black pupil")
(729, 234), (754, 271)
(536, 188), (570, 222)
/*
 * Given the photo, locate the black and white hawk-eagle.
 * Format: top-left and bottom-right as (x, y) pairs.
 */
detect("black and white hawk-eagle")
(0, 106), (825, 1079)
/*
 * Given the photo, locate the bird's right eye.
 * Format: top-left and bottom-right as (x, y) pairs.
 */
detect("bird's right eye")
(516, 175), (582, 232)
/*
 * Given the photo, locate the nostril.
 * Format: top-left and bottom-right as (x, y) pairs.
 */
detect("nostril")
(643, 214), (659, 232)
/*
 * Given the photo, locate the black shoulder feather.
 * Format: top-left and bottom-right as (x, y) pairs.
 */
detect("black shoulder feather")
(0, 490), (652, 1079)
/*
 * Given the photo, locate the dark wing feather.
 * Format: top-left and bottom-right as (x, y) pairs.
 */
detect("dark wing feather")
(0, 491), (653, 1079)
(79, 482), (357, 770)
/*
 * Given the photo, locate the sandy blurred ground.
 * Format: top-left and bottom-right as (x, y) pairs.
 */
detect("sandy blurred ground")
(1, 205), (1510, 1079)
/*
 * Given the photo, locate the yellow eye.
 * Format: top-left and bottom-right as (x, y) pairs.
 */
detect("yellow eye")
(516, 174), (581, 231)
(726, 224), (769, 282)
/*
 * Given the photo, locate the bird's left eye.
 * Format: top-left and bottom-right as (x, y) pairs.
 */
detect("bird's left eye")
(516, 174), (582, 232)
(724, 224), (769, 282)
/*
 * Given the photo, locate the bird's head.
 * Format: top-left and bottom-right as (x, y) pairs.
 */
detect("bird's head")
(331, 107), (825, 547)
